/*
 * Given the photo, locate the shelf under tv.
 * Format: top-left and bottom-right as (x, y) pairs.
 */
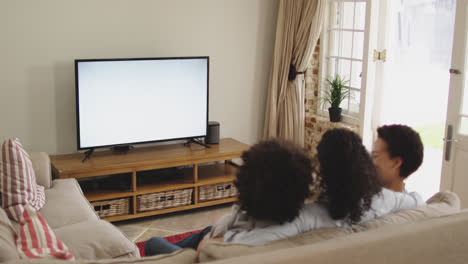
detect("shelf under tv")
(50, 138), (249, 222)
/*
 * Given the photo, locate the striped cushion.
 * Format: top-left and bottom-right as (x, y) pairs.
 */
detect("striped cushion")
(16, 203), (74, 260)
(0, 138), (45, 220)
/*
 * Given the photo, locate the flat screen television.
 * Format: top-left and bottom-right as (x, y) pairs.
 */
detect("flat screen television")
(75, 56), (209, 150)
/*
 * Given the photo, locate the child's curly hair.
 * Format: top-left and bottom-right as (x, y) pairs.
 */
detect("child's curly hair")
(235, 139), (313, 224)
(317, 128), (382, 224)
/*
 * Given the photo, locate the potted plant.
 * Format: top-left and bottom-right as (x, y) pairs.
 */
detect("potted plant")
(323, 74), (350, 122)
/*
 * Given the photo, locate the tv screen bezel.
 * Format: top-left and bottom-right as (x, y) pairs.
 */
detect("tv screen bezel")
(74, 56), (209, 151)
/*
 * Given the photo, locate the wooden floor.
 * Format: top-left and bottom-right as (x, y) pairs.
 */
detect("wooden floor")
(114, 203), (233, 242)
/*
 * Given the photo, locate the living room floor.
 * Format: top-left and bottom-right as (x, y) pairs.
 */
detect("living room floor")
(114, 203), (233, 242)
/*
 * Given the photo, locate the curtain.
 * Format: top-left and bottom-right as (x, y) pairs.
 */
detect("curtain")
(263, 0), (325, 146)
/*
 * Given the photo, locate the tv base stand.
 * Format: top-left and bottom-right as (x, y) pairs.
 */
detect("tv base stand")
(185, 138), (211, 148)
(82, 148), (94, 163)
(50, 138), (249, 222)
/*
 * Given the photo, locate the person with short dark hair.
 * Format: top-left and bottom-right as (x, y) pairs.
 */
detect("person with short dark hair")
(220, 129), (425, 245)
(144, 138), (313, 255)
(372, 124), (424, 193)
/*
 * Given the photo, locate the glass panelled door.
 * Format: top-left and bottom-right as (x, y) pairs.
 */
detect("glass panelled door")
(441, 0), (468, 207)
(374, 0), (456, 200)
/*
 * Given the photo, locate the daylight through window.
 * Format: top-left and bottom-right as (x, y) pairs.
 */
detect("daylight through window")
(321, 0), (367, 119)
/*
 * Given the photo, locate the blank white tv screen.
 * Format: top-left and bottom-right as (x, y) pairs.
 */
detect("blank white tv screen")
(76, 57), (208, 149)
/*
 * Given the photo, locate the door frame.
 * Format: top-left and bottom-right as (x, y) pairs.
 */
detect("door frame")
(441, 0), (468, 192)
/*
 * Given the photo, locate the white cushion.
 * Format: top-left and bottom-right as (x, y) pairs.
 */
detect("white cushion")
(29, 152), (52, 189)
(54, 220), (140, 260)
(38, 179), (98, 229)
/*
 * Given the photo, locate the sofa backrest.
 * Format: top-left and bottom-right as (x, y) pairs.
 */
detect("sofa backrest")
(199, 191), (460, 262)
(0, 207), (19, 262)
(353, 190), (460, 231)
(199, 226), (352, 262)
(206, 210), (468, 264)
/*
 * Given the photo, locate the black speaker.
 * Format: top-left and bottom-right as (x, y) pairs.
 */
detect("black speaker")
(206, 121), (220, 144)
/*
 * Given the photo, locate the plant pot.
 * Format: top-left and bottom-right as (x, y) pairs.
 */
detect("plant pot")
(328, 107), (342, 122)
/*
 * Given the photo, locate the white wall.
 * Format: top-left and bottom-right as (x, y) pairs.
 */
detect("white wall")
(0, 0), (279, 154)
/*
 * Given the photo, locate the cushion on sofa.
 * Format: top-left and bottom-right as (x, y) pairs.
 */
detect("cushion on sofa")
(38, 179), (98, 229)
(426, 189), (460, 207)
(29, 152), (52, 189)
(199, 226), (353, 262)
(1, 249), (197, 264)
(0, 207), (19, 262)
(54, 220), (139, 260)
(1, 138), (45, 219)
(16, 204), (74, 260)
(352, 190), (460, 231)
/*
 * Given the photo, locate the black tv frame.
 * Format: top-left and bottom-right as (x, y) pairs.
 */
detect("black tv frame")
(74, 56), (209, 151)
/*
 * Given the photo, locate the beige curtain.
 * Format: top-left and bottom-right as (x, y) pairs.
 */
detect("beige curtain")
(263, 0), (325, 146)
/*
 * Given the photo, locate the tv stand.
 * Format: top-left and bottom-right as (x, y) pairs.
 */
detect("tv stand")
(50, 138), (249, 222)
(185, 138), (211, 148)
(82, 148), (94, 163)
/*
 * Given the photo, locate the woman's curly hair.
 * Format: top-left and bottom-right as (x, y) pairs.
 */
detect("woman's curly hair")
(235, 139), (313, 224)
(316, 128), (382, 224)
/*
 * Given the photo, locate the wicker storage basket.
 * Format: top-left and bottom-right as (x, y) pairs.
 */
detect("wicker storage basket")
(199, 182), (238, 202)
(137, 188), (193, 212)
(91, 197), (130, 218)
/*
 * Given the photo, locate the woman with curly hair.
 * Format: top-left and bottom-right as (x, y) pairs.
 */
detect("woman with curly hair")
(221, 128), (425, 245)
(145, 138), (313, 255)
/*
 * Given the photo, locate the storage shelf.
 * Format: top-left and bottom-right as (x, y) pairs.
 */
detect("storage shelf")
(197, 163), (237, 186)
(103, 196), (238, 222)
(136, 167), (194, 195)
(85, 189), (134, 202)
(137, 181), (195, 195)
(50, 138), (249, 222)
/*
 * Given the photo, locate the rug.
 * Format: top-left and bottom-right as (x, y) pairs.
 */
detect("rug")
(136, 229), (203, 257)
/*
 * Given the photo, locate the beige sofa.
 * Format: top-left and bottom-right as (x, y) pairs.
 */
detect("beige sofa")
(198, 190), (467, 263)
(204, 210), (468, 264)
(0, 152), (141, 262)
(2, 152), (467, 264)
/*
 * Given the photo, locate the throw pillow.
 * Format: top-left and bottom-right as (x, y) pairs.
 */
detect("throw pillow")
(0, 138), (45, 219)
(16, 203), (74, 260)
(54, 220), (140, 259)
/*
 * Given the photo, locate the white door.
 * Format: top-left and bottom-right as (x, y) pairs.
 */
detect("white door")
(441, 0), (468, 208)
(368, 0), (456, 200)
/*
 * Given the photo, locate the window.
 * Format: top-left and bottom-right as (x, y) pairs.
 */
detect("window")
(320, 0), (367, 121)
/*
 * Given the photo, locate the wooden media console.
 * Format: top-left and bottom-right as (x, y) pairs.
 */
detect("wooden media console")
(50, 138), (249, 222)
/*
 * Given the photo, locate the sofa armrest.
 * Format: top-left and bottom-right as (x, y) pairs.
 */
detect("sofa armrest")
(29, 152), (52, 189)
